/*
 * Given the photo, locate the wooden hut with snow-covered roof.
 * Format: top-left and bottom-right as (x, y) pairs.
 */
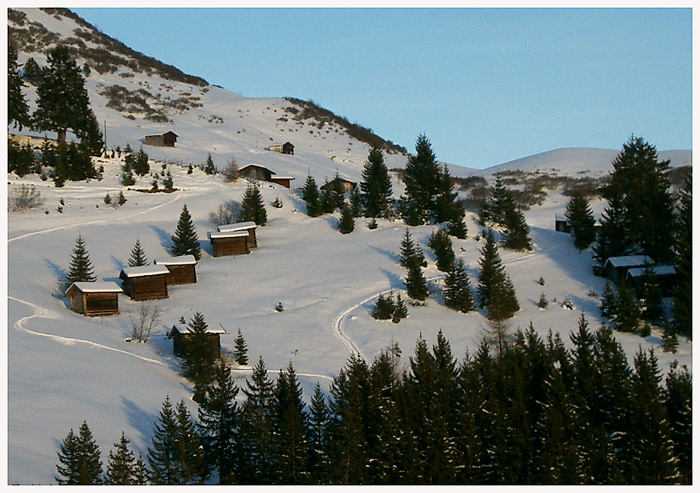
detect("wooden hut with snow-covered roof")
(208, 230), (250, 257)
(602, 255), (653, 285)
(268, 142), (294, 155)
(119, 264), (170, 301)
(168, 324), (225, 357)
(239, 164), (275, 182)
(145, 131), (178, 147)
(65, 281), (122, 316)
(217, 221), (258, 248)
(154, 255), (197, 285)
(625, 264), (678, 296)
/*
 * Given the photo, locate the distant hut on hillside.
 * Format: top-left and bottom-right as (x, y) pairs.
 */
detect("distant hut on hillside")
(65, 281), (122, 317)
(602, 255), (653, 285)
(626, 264), (678, 296)
(119, 264), (170, 300)
(321, 176), (357, 194)
(168, 324), (225, 357)
(208, 231), (250, 257)
(269, 175), (295, 188)
(145, 131), (178, 147)
(239, 164), (274, 182)
(555, 214), (571, 233)
(267, 142), (294, 155)
(154, 255), (198, 285)
(218, 221), (258, 248)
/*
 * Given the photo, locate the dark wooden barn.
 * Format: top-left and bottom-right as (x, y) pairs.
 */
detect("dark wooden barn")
(602, 255), (653, 285)
(119, 264), (170, 301)
(269, 176), (295, 188)
(626, 265), (678, 297)
(208, 231), (250, 256)
(145, 131), (178, 147)
(154, 255), (198, 285)
(555, 214), (571, 233)
(268, 142), (294, 155)
(218, 221), (258, 248)
(65, 281), (122, 316)
(239, 164), (274, 182)
(168, 324), (225, 357)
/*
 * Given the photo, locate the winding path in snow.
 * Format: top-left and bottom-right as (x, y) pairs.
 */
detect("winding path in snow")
(9, 296), (166, 366)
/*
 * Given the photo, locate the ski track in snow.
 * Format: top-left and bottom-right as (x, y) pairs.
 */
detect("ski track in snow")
(9, 295), (166, 366)
(230, 366), (335, 383)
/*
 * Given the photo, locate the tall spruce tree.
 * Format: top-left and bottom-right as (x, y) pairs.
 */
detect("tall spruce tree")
(428, 228), (455, 272)
(8, 43), (30, 130)
(443, 258), (475, 313)
(301, 175), (322, 217)
(565, 192), (597, 250)
(663, 362), (692, 483)
(477, 229), (518, 319)
(170, 204), (202, 260)
(434, 162), (464, 224)
(233, 328), (249, 365)
(180, 312), (218, 402)
(337, 203), (355, 234)
(127, 238), (148, 267)
(404, 258), (429, 303)
(360, 146), (393, 218)
(399, 228), (426, 269)
(56, 422), (103, 485)
(66, 234), (96, 286)
(400, 134), (441, 225)
(502, 201), (532, 251)
(307, 382), (331, 483)
(105, 432), (147, 485)
(197, 358), (239, 484)
(173, 400), (208, 484)
(203, 153), (217, 174)
(273, 362), (310, 484)
(672, 175), (692, 336)
(147, 396), (180, 484)
(240, 182), (268, 226)
(33, 45), (102, 149)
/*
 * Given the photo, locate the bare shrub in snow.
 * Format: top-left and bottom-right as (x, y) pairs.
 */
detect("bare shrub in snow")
(209, 200), (242, 226)
(9, 184), (46, 211)
(129, 303), (162, 343)
(221, 158), (240, 183)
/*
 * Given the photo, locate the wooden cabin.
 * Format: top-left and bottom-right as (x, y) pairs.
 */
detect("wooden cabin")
(269, 176), (295, 188)
(602, 255), (653, 285)
(321, 176), (357, 194)
(154, 255), (197, 285)
(555, 214), (571, 233)
(145, 131), (178, 147)
(626, 265), (678, 297)
(119, 264), (170, 301)
(65, 281), (122, 316)
(268, 142), (294, 155)
(208, 231), (250, 256)
(218, 221), (258, 248)
(239, 164), (274, 182)
(168, 324), (225, 357)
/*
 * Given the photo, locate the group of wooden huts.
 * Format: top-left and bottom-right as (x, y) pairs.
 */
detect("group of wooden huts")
(598, 255), (677, 295)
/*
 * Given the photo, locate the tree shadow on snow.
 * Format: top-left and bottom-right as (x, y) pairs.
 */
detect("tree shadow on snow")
(379, 268), (406, 292)
(149, 225), (173, 252)
(110, 254), (126, 273)
(120, 396), (157, 447)
(368, 245), (400, 264)
(44, 258), (68, 296)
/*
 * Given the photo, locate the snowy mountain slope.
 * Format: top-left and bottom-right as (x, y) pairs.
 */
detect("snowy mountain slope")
(7, 8), (692, 486)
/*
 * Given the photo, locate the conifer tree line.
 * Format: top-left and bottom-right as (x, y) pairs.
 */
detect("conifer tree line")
(8, 43), (104, 183)
(56, 318), (691, 485)
(478, 175), (532, 251)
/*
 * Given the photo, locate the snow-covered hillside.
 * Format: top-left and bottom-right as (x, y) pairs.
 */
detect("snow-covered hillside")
(7, 8), (692, 486)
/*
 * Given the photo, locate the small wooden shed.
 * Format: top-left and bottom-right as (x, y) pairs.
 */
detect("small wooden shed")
(119, 264), (170, 301)
(239, 164), (274, 182)
(208, 231), (250, 256)
(626, 264), (678, 296)
(168, 324), (225, 357)
(145, 131), (178, 147)
(321, 177), (357, 194)
(154, 255), (197, 285)
(602, 255), (653, 285)
(268, 142), (294, 155)
(555, 214), (571, 233)
(65, 281), (122, 316)
(218, 221), (258, 248)
(269, 176), (295, 188)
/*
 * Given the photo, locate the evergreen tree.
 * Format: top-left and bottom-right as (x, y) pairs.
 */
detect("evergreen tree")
(392, 293), (409, 323)
(106, 432), (147, 485)
(434, 162), (464, 224)
(162, 170), (174, 191)
(197, 358), (239, 484)
(663, 362), (692, 483)
(398, 228), (426, 269)
(240, 182), (268, 226)
(350, 186), (363, 217)
(599, 281), (617, 320)
(180, 312), (218, 402)
(203, 153), (217, 174)
(372, 292), (395, 320)
(479, 175), (513, 227)
(487, 275), (519, 321)
(428, 228), (455, 272)
(133, 147), (150, 176)
(404, 258), (429, 303)
(400, 134), (441, 225)
(447, 215), (468, 239)
(66, 234), (96, 286)
(360, 146), (393, 218)
(56, 422), (103, 485)
(121, 168), (136, 186)
(170, 204), (202, 260)
(337, 203), (355, 234)
(273, 362), (310, 484)
(8, 43), (30, 130)
(612, 281), (642, 333)
(565, 192), (597, 250)
(174, 400), (208, 484)
(233, 328), (248, 365)
(8, 141), (36, 176)
(638, 266), (664, 324)
(443, 258), (475, 313)
(33, 45), (102, 148)
(503, 205), (532, 251)
(147, 396), (180, 484)
(127, 238), (148, 267)
(476, 229), (515, 314)
(301, 175), (322, 217)
(672, 175), (692, 337)
(22, 56), (42, 85)
(538, 292), (549, 309)
(307, 382), (331, 483)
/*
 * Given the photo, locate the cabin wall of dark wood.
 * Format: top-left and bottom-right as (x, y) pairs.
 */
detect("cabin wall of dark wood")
(129, 275), (168, 300)
(164, 264), (197, 285)
(84, 293), (119, 316)
(212, 237), (250, 256)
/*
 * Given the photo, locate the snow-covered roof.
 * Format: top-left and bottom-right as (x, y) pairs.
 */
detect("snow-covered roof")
(239, 163), (275, 174)
(217, 221), (257, 233)
(154, 255), (197, 266)
(169, 325), (227, 335)
(65, 281), (123, 295)
(603, 255), (653, 269)
(626, 265), (677, 278)
(120, 264), (170, 278)
(208, 231), (249, 240)
(271, 176), (295, 180)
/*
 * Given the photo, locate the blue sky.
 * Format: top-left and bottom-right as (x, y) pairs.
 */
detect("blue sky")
(73, 7), (691, 169)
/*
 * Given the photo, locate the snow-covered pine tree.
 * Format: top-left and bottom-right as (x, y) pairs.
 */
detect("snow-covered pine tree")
(240, 182), (268, 226)
(301, 175), (322, 217)
(233, 328), (249, 365)
(337, 203), (355, 234)
(127, 238), (148, 267)
(66, 234), (96, 287)
(197, 358), (239, 484)
(538, 292), (549, 309)
(443, 258), (475, 313)
(170, 204), (202, 260)
(105, 432), (147, 485)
